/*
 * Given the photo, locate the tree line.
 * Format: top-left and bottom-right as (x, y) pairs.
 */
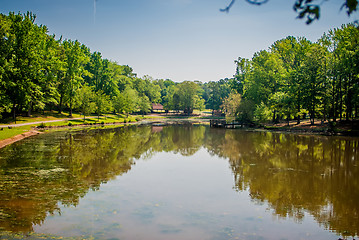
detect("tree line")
(0, 12), (358, 124)
(224, 23), (359, 124)
(0, 12), (207, 122)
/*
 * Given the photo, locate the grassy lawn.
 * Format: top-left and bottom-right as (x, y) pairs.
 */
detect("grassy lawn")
(34, 114), (140, 127)
(0, 125), (33, 141)
(0, 111), (82, 125)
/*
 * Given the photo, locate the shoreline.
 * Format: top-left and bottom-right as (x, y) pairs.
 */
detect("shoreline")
(0, 130), (43, 149)
(0, 118), (358, 149)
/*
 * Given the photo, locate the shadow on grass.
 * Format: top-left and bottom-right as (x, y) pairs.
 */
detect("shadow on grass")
(69, 119), (85, 124)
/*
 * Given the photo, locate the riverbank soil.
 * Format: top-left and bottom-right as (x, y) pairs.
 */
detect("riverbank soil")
(263, 119), (359, 135)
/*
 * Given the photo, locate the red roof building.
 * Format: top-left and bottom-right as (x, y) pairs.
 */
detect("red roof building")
(152, 103), (164, 112)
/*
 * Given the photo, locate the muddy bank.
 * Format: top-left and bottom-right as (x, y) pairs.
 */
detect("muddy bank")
(259, 120), (359, 137)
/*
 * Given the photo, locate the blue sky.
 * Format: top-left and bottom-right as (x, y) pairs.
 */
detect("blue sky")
(1, 0), (358, 82)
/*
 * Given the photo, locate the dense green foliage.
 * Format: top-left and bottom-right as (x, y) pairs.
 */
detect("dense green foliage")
(0, 12), (358, 124)
(229, 24), (359, 124)
(0, 12), (207, 121)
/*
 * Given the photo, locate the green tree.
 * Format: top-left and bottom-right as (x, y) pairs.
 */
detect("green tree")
(39, 35), (64, 113)
(0, 13), (14, 118)
(138, 95), (152, 116)
(62, 39), (90, 117)
(113, 87), (139, 117)
(271, 36), (312, 124)
(222, 91), (242, 123)
(232, 57), (250, 94)
(254, 102), (272, 123)
(153, 78), (176, 107)
(176, 81), (205, 115)
(1, 12), (49, 122)
(329, 24), (359, 120)
(301, 43), (328, 124)
(206, 79), (231, 114)
(162, 84), (180, 112)
(76, 85), (95, 120)
(85, 52), (119, 98)
(94, 90), (112, 120)
(133, 76), (161, 103)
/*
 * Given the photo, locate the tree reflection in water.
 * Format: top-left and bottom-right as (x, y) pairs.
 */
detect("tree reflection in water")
(0, 124), (358, 237)
(212, 130), (359, 237)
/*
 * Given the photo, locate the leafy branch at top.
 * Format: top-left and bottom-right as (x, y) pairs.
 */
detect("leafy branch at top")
(221, 0), (358, 24)
(220, 0), (269, 12)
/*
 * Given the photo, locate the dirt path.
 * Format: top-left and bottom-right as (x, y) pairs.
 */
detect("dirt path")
(0, 130), (43, 149)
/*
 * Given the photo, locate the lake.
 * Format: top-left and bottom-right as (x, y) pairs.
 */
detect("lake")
(0, 123), (358, 240)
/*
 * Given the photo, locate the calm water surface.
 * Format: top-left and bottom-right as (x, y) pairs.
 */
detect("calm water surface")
(0, 124), (358, 240)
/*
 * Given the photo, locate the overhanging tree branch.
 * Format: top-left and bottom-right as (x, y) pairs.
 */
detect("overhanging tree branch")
(220, 0), (269, 12)
(220, 0), (236, 12)
(221, 0), (358, 24)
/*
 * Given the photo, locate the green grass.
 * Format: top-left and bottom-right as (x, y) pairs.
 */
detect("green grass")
(143, 115), (166, 119)
(0, 111), (83, 125)
(0, 125), (33, 140)
(36, 115), (140, 127)
(193, 115), (225, 120)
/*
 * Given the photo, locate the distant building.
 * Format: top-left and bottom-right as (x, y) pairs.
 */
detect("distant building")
(152, 103), (164, 113)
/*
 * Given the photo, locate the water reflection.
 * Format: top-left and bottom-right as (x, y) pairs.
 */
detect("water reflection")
(214, 131), (359, 237)
(0, 124), (358, 237)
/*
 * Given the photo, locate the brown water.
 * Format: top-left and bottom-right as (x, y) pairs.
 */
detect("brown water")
(0, 124), (358, 240)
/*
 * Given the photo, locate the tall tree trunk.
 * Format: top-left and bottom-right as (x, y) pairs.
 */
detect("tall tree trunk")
(272, 110), (276, 123)
(345, 74), (352, 121)
(69, 99), (73, 117)
(332, 76), (337, 122)
(339, 76), (343, 121)
(287, 114), (290, 126)
(296, 100), (300, 124)
(12, 102), (16, 124)
(27, 101), (32, 117)
(59, 95), (63, 114)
